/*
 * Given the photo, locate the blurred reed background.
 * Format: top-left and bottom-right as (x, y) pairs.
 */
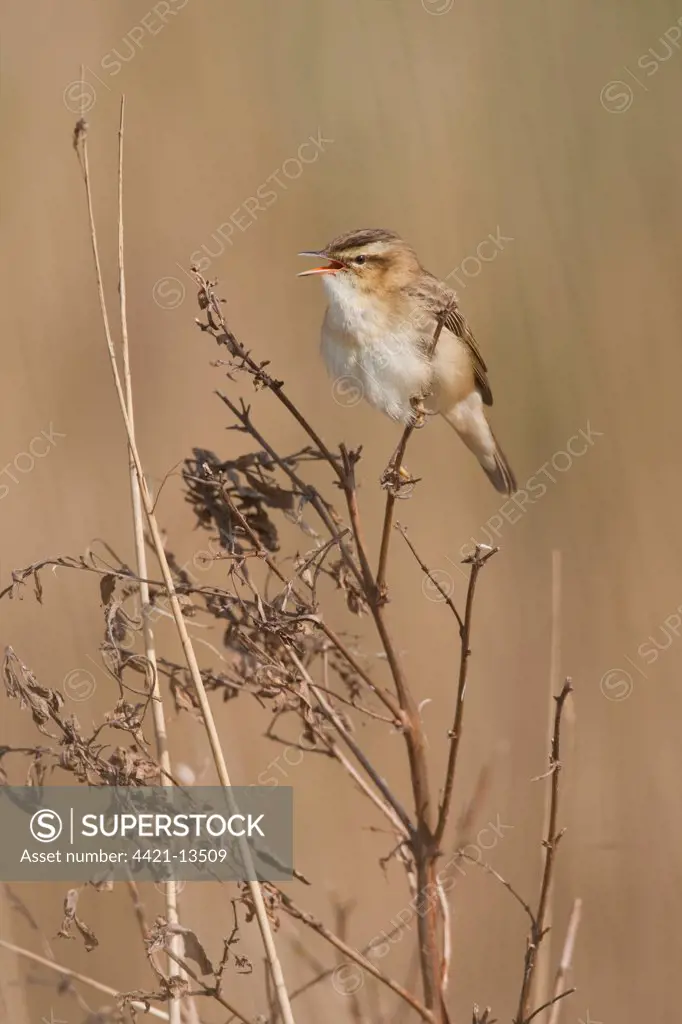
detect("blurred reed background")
(2, 1), (681, 1021)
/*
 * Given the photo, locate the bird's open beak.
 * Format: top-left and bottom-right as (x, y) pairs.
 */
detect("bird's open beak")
(297, 251), (345, 277)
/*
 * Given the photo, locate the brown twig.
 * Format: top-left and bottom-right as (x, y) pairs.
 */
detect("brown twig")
(197, 271), (344, 481)
(514, 679), (574, 1024)
(524, 988), (576, 1023)
(286, 912), (420, 1007)
(218, 391), (365, 592)
(337, 446), (440, 1015)
(287, 648), (414, 835)
(456, 852), (535, 925)
(376, 304), (452, 595)
(397, 523), (464, 633)
(162, 946), (250, 1024)
(376, 424), (415, 597)
(434, 545), (498, 848)
(547, 899), (582, 1024)
(279, 891), (435, 1023)
(318, 731), (411, 841)
(532, 550), (563, 1018)
(313, 618), (403, 722)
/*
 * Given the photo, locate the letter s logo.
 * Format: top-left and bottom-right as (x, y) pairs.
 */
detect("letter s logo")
(30, 809), (63, 842)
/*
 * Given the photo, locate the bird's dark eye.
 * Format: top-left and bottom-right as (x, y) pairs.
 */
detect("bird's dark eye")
(354, 254), (367, 265)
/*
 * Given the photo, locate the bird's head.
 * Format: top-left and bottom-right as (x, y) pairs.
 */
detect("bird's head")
(298, 228), (421, 298)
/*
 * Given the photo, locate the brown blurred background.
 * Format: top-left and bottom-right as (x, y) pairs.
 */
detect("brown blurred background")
(2, 0), (682, 1021)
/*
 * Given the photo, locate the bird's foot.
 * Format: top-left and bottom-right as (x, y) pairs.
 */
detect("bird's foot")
(409, 395), (428, 429)
(408, 395), (437, 429)
(381, 457), (420, 498)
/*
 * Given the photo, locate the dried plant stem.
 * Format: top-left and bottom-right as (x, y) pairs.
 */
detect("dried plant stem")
(514, 679), (573, 1024)
(116, 96), (183, 1024)
(287, 914), (419, 1007)
(352, 309), (454, 1017)
(437, 877), (451, 994)
(378, 531), (493, 996)
(218, 392), (365, 593)
(288, 649), (413, 834)
(322, 733), (409, 837)
(434, 545), (497, 847)
(524, 988), (576, 1023)
(316, 659), (410, 841)
(278, 892), (434, 1023)
(376, 306), (451, 594)
(0, 938), (171, 1020)
(314, 619), (402, 721)
(376, 424), (416, 594)
(198, 279), (342, 476)
(74, 117), (295, 1024)
(397, 524), (464, 632)
(339, 449), (440, 1017)
(547, 898), (582, 1024)
(532, 550), (562, 1019)
(163, 947), (250, 1023)
(456, 852), (535, 923)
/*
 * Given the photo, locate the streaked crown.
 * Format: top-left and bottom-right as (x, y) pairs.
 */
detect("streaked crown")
(324, 228), (422, 284)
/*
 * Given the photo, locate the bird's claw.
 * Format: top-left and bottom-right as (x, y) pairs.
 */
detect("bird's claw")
(409, 396), (427, 429)
(380, 461), (419, 498)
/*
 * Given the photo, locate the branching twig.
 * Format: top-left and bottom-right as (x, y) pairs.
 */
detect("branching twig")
(376, 303), (452, 595)
(196, 271), (344, 481)
(434, 545), (498, 848)
(218, 391), (365, 593)
(278, 891), (435, 1023)
(287, 648), (414, 835)
(524, 988), (576, 1023)
(514, 679), (574, 1024)
(337, 445), (440, 1014)
(533, 550), (563, 1019)
(397, 524), (464, 633)
(163, 946), (250, 1023)
(456, 852), (535, 925)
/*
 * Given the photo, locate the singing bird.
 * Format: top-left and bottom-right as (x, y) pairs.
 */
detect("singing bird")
(298, 228), (516, 495)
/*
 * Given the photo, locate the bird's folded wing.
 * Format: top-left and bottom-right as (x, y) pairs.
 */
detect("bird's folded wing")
(443, 305), (493, 406)
(412, 275), (494, 406)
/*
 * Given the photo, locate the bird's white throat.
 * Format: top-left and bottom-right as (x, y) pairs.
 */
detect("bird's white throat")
(319, 273), (431, 424)
(320, 272), (390, 337)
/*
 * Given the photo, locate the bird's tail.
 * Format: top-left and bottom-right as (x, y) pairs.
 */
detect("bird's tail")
(481, 435), (517, 496)
(442, 395), (516, 496)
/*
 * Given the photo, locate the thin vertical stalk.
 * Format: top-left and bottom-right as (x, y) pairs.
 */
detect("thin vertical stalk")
(116, 97), (183, 1024)
(531, 550), (562, 1018)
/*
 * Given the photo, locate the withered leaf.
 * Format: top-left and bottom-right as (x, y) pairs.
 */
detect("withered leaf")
(57, 887), (99, 951)
(100, 573), (117, 607)
(171, 924), (214, 976)
(243, 470), (294, 511)
(75, 916), (99, 952)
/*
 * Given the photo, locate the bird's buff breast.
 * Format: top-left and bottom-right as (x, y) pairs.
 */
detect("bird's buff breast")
(320, 277), (431, 423)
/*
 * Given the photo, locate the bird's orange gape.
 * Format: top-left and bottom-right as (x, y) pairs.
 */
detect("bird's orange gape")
(297, 252), (345, 276)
